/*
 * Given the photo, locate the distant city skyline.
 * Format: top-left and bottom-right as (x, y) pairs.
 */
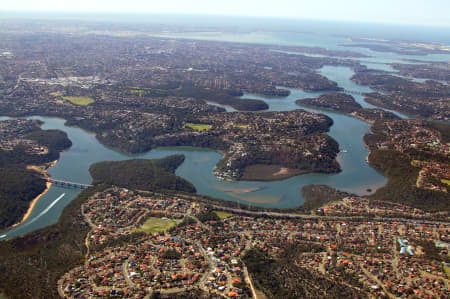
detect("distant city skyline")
(1, 0), (450, 27)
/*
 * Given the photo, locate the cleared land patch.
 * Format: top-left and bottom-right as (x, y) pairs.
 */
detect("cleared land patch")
(135, 217), (178, 233)
(63, 96), (95, 105)
(214, 211), (233, 219)
(241, 164), (303, 181)
(235, 124), (250, 129)
(445, 266), (450, 279)
(184, 123), (212, 131)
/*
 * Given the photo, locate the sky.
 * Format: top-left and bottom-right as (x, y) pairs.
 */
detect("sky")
(2, 0), (450, 27)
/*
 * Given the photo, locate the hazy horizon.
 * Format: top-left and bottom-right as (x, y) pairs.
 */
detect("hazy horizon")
(1, 0), (450, 28)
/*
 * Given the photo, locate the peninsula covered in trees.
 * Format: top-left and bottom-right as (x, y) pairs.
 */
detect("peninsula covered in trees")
(365, 119), (450, 211)
(0, 119), (72, 229)
(297, 93), (400, 123)
(0, 21), (362, 180)
(0, 17), (449, 299)
(89, 155), (196, 193)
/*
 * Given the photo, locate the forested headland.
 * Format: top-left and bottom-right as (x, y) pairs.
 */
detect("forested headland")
(0, 129), (72, 229)
(89, 155), (196, 193)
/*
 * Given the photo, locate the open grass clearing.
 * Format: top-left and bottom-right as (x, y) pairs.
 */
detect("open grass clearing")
(63, 96), (95, 105)
(214, 211), (233, 219)
(445, 265), (450, 279)
(235, 124), (250, 129)
(441, 179), (450, 186)
(184, 123), (212, 131)
(135, 217), (178, 233)
(129, 89), (145, 97)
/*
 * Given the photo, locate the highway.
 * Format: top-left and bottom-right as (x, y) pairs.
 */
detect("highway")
(175, 194), (450, 226)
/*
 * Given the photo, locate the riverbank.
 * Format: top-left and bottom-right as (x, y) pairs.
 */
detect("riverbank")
(8, 181), (52, 230)
(0, 185), (104, 298)
(300, 184), (353, 211)
(363, 123), (450, 212)
(0, 89), (388, 235)
(26, 159), (57, 179)
(240, 164), (308, 182)
(6, 160), (57, 229)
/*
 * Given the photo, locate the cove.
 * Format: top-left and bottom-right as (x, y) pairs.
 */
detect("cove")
(1, 110), (385, 240)
(0, 66), (392, 239)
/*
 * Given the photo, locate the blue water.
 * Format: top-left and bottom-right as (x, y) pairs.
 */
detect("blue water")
(0, 16), (447, 239)
(0, 66), (389, 239)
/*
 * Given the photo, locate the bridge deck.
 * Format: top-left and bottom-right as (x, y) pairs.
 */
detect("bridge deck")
(343, 89), (367, 96)
(45, 178), (93, 189)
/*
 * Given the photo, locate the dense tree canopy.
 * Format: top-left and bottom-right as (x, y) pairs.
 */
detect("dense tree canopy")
(89, 155), (196, 193)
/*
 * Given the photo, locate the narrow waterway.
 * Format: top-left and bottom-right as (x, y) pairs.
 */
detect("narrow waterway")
(2, 21), (447, 240)
(0, 65), (396, 239)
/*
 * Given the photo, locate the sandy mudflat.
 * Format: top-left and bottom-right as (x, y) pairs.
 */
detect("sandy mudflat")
(273, 167), (289, 176)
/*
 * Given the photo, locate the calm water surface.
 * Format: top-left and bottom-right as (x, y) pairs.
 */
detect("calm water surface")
(3, 24), (440, 238)
(0, 66), (392, 239)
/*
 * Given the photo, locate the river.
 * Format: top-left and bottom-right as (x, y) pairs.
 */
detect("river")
(0, 65), (392, 239)
(2, 24), (446, 239)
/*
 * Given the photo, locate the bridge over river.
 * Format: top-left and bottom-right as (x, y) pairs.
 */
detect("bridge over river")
(343, 89), (368, 96)
(45, 178), (93, 190)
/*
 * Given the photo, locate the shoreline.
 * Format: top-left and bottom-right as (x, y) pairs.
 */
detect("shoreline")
(8, 182), (52, 229)
(7, 160), (58, 230)
(240, 169), (311, 182)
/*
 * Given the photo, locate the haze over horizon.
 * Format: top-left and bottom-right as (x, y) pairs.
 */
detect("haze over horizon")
(1, 0), (450, 28)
